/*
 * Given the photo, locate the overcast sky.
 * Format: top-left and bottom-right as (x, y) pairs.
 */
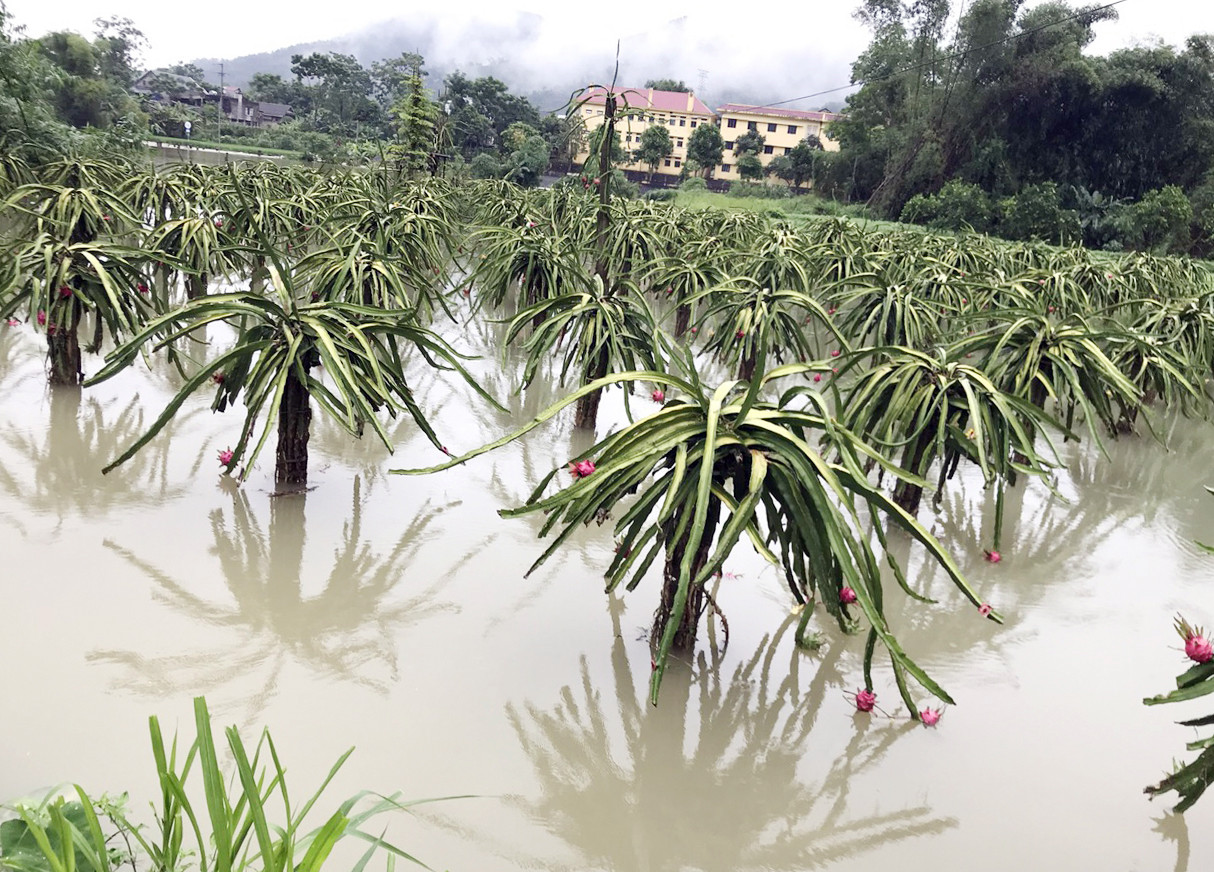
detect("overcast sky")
(5, 0), (1213, 99)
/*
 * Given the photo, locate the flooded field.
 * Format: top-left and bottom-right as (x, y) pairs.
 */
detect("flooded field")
(2, 315), (1212, 871)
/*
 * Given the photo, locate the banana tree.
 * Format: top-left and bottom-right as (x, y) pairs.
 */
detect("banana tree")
(399, 346), (997, 710)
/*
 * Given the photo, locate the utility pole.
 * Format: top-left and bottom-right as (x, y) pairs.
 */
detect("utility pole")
(217, 61), (225, 141)
(697, 68), (709, 99)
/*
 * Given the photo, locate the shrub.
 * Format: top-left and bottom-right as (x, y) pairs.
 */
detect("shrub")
(1121, 185), (1193, 254)
(998, 182), (1079, 245)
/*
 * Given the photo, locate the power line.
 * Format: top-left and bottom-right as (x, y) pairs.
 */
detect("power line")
(759, 0), (1130, 110)
(543, 0), (1129, 117)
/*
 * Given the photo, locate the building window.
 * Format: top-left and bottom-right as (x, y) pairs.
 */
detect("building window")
(726, 118), (737, 128)
(679, 118), (686, 126)
(690, 120), (697, 128)
(767, 123), (777, 132)
(648, 115), (655, 122)
(674, 159), (681, 167)
(747, 121), (757, 130)
(787, 125), (797, 134)
(676, 138), (684, 147)
(783, 147), (790, 155)
(724, 140), (734, 150)
(763, 144), (774, 154)
(721, 163), (731, 173)
(664, 159), (672, 167)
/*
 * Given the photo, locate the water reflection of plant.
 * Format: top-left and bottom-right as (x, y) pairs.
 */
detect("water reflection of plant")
(0, 387), (202, 518)
(89, 476), (457, 720)
(499, 601), (954, 871)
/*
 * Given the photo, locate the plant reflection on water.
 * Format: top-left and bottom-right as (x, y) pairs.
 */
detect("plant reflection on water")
(0, 385), (203, 522)
(88, 475), (459, 721)
(435, 599), (955, 871)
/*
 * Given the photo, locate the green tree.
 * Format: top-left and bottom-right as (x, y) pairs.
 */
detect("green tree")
(289, 51), (381, 133)
(644, 78), (689, 92)
(634, 124), (673, 179)
(787, 139), (821, 188)
(736, 153), (763, 182)
(686, 123), (723, 178)
(733, 128), (764, 157)
(370, 51), (427, 107)
(441, 72), (541, 159)
(766, 155), (795, 186)
(505, 134), (549, 187)
(389, 58), (438, 177)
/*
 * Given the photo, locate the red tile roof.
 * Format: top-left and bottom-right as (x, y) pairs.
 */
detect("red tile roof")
(581, 86), (713, 116)
(716, 103), (844, 122)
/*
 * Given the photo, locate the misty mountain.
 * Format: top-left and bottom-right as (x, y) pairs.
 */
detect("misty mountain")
(192, 12), (853, 115)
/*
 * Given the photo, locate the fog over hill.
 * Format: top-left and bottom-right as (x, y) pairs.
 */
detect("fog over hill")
(193, 12), (856, 113)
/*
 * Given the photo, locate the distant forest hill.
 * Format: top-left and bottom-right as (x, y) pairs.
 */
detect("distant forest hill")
(191, 16), (845, 115)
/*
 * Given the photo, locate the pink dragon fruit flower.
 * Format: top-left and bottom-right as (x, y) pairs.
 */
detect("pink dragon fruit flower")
(985, 550), (1001, 563)
(830, 349), (840, 357)
(651, 389), (665, 403)
(1177, 617), (1214, 664)
(920, 707), (942, 727)
(813, 374), (822, 382)
(217, 448), (234, 466)
(839, 586), (857, 605)
(568, 459), (596, 479)
(978, 603), (993, 617)
(855, 689), (877, 713)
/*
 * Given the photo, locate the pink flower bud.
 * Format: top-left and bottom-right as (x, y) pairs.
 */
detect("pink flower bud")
(985, 550), (1001, 563)
(36, 310), (46, 326)
(5, 318), (18, 327)
(855, 689), (876, 713)
(830, 349), (840, 357)
(59, 285), (72, 298)
(217, 448), (234, 465)
(651, 389), (665, 403)
(978, 603), (993, 617)
(813, 374), (822, 382)
(137, 283), (149, 293)
(839, 586), (857, 605)
(920, 707), (942, 726)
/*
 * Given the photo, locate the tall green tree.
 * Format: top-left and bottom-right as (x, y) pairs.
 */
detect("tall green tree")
(388, 58), (438, 177)
(686, 123), (723, 179)
(634, 124), (673, 179)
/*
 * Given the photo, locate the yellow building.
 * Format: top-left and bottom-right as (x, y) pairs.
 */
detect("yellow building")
(714, 104), (843, 182)
(574, 86), (716, 181)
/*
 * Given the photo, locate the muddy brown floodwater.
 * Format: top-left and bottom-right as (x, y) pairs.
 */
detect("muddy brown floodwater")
(1, 312), (1212, 871)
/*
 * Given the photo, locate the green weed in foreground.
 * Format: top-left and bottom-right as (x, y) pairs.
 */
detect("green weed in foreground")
(0, 697), (461, 872)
